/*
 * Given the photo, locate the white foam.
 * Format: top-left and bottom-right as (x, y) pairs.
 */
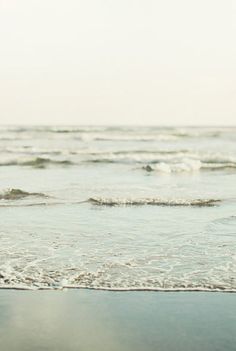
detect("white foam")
(89, 197), (220, 206)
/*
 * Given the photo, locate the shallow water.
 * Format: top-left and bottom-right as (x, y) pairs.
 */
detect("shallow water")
(0, 291), (235, 351)
(0, 126), (236, 290)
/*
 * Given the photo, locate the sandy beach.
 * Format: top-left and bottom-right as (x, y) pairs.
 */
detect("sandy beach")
(0, 290), (235, 351)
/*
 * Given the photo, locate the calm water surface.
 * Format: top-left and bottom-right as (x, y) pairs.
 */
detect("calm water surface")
(0, 291), (235, 351)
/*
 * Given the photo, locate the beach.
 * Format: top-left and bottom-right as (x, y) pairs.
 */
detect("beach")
(1, 0), (236, 348)
(0, 290), (235, 351)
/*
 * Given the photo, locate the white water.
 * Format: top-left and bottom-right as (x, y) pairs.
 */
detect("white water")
(0, 126), (236, 291)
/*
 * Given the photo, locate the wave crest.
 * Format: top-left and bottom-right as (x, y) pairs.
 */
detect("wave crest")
(89, 197), (220, 207)
(143, 160), (236, 173)
(0, 188), (48, 200)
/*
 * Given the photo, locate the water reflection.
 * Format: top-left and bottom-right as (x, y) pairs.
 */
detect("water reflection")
(0, 290), (235, 351)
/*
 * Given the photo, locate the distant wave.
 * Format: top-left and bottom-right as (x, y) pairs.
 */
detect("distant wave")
(143, 160), (236, 173)
(2, 147), (62, 155)
(0, 157), (73, 168)
(0, 188), (48, 200)
(87, 135), (179, 142)
(0, 126), (126, 134)
(1, 127), (236, 143)
(1, 146), (236, 171)
(20, 157), (73, 167)
(1, 155), (236, 172)
(82, 150), (193, 163)
(202, 163), (236, 170)
(81, 152), (236, 170)
(89, 197), (220, 207)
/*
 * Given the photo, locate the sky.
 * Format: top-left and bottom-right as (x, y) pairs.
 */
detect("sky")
(0, 0), (235, 126)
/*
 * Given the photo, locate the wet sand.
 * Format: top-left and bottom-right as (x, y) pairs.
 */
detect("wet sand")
(0, 290), (235, 351)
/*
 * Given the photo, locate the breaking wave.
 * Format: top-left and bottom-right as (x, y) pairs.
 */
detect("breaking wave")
(0, 264), (234, 291)
(143, 160), (236, 173)
(89, 197), (220, 207)
(143, 160), (202, 173)
(1, 147), (236, 172)
(0, 188), (48, 200)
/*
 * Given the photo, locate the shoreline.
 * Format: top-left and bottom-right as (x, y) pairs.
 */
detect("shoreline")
(1, 289), (236, 293)
(0, 286), (236, 292)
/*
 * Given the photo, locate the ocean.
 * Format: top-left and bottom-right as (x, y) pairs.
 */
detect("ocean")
(0, 125), (235, 291)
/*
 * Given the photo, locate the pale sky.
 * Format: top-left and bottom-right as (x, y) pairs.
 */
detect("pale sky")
(0, 0), (235, 125)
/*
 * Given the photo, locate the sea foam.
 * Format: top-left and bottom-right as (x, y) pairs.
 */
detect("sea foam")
(89, 197), (220, 207)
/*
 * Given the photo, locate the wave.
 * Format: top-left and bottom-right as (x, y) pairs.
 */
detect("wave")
(143, 160), (236, 173)
(20, 157), (73, 167)
(89, 197), (220, 207)
(0, 265), (234, 291)
(0, 188), (48, 200)
(2, 147), (62, 155)
(80, 149), (190, 156)
(1, 156), (236, 172)
(82, 150), (194, 163)
(0, 157), (73, 168)
(1, 145), (236, 171)
(0, 126), (126, 134)
(77, 151), (236, 169)
(143, 159), (202, 173)
(1, 126), (236, 143)
(202, 163), (236, 170)
(0, 197), (222, 208)
(86, 134), (180, 142)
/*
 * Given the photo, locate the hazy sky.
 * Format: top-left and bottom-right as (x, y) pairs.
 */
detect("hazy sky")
(0, 0), (235, 125)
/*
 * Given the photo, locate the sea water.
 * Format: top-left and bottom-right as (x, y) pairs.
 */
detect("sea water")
(0, 126), (235, 291)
